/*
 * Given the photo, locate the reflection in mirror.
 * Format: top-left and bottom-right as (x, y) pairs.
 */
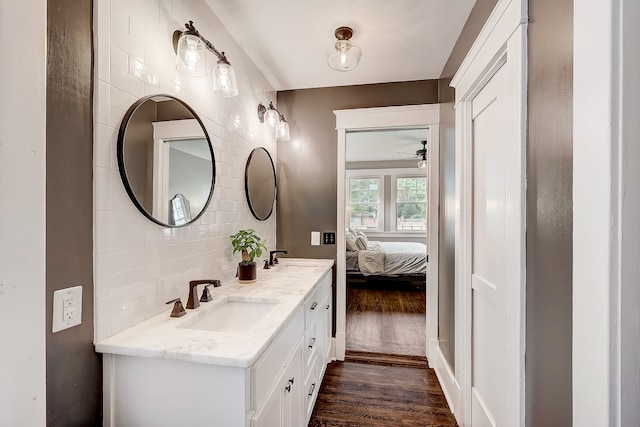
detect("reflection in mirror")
(117, 94), (215, 227)
(245, 147), (276, 221)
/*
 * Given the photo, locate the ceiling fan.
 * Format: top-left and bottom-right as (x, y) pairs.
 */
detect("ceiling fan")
(398, 140), (428, 168)
(416, 140), (428, 169)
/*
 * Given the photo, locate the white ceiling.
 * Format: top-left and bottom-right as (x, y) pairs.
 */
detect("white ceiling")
(205, 0), (477, 91)
(346, 128), (428, 162)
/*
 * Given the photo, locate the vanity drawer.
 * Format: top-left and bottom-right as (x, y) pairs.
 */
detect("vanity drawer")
(303, 287), (320, 328)
(304, 322), (318, 369)
(251, 307), (303, 411)
(304, 355), (320, 422)
(316, 271), (331, 301)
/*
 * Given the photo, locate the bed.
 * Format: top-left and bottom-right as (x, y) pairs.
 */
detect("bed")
(345, 230), (428, 277)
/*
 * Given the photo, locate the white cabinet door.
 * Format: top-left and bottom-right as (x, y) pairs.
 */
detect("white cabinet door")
(282, 341), (303, 427)
(251, 386), (282, 427)
(251, 339), (303, 427)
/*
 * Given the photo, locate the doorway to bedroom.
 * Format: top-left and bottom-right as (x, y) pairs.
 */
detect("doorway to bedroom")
(344, 128), (429, 362)
(334, 104), (440, 366)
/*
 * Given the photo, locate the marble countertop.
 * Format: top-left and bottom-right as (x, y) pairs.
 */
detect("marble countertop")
(95, 258), (334, 368)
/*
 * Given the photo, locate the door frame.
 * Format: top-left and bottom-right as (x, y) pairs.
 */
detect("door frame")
(334, 104), (440, 361)
(450, 0), (528, 424)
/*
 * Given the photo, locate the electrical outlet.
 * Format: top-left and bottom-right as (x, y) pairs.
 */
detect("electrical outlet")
(63, 296), (74, 308)
(52, 285), (82, 333)
(63, 307), (75, 321)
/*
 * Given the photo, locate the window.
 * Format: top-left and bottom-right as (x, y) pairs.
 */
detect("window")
(348, 177), (382, 230)
(346, 169), (427, 235)
(395, 176), (427, 231)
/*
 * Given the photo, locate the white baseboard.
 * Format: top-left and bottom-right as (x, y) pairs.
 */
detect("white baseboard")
(427, 338), (439, 368)
(335, 332), (346, 360)
(433, 345), (462, 425)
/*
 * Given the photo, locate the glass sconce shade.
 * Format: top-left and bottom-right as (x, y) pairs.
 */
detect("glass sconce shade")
(277, 120), (290, 141)
(264, 108), (280, 128)
(417, 158), (428, 169)
(176, 33), (207, 77)
(213, 62), (239, 97)
(327, 39), (362, 71)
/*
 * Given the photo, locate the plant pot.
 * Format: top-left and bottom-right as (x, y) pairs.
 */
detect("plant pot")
(237, 261), (257, 283)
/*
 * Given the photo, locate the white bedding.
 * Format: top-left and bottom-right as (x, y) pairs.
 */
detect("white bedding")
(356, 241), (427, 276)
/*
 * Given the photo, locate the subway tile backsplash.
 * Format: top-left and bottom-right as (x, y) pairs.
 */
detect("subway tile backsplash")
(94, 0), (277, 342)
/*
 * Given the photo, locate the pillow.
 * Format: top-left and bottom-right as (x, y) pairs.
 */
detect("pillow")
(346, 227), (357, 240)
(345, 233), (358, 251)
(355, 232), (368, 250)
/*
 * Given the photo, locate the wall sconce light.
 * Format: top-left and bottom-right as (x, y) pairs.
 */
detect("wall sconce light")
(258, 102), (290, 141)
(173, 21), (239, 97)
(327, 26), (362, 72)
(417, 140), (428, 169)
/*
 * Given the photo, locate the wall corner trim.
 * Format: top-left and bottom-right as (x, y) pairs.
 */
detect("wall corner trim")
(450, 0), (527, 100)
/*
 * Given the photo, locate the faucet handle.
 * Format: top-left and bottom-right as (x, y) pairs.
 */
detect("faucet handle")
(200, 284), (214, 302)
(166, 298), (186, 318)
(263, 259), (271, 269)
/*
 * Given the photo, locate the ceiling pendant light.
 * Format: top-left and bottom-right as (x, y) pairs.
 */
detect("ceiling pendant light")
(327, 26), (361, 72)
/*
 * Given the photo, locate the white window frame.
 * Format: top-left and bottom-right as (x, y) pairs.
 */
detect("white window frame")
(345, 171), (385, 232)
(391, 171), (428, 234)
(346, 168), (427, 237)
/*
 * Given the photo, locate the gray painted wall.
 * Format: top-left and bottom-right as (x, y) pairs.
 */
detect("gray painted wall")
(437, 0), (573, 424)
(437, 0), (499, 373)
(46, 0), (102, 425)
(276, 81), (438, 258)
(526, 0), (573, 424)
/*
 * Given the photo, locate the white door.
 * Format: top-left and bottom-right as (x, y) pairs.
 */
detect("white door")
(451, 1), (527, 424)
(470, 64), (509, 427)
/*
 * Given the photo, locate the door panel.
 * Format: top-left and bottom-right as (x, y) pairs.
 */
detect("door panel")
(470, 64), (507, 427)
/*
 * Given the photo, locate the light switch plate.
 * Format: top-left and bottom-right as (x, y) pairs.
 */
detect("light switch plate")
(311, 231), (320, 246)
(52, 285), (82, 333)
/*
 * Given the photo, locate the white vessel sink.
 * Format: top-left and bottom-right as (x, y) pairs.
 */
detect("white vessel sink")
(177, 298), (278, 333)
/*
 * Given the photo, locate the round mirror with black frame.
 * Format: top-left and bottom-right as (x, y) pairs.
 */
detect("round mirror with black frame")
(117, 94), (215, 227)
(245, 147), (276, 221)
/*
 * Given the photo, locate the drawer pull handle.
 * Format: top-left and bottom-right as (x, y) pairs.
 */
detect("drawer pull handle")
(308, 383), (316, 397)
(310, 302), (318, 311)
(308, 337), (316, 348)
(285, 378), (294, 393)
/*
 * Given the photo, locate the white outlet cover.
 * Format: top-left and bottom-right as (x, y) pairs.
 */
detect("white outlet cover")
(52, 285), (82, 333)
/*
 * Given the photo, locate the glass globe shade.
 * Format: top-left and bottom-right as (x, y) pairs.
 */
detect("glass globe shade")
(175, 33), (207, 77)
(213, 62), (239, 97)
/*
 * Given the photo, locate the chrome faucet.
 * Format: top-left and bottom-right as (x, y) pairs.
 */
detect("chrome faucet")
(269, 250), (288, 266)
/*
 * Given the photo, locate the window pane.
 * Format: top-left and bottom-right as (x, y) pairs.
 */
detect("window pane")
(349, 177), (380, 230)
(396, 177), (427, 231)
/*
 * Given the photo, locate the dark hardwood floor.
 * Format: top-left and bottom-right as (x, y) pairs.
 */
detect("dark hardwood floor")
(309, 361), (457, 426)
(346, 282), (426, 357)
(312, 279), (456, 426)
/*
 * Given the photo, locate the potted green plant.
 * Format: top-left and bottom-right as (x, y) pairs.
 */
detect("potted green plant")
(229, 229), (267, 283)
